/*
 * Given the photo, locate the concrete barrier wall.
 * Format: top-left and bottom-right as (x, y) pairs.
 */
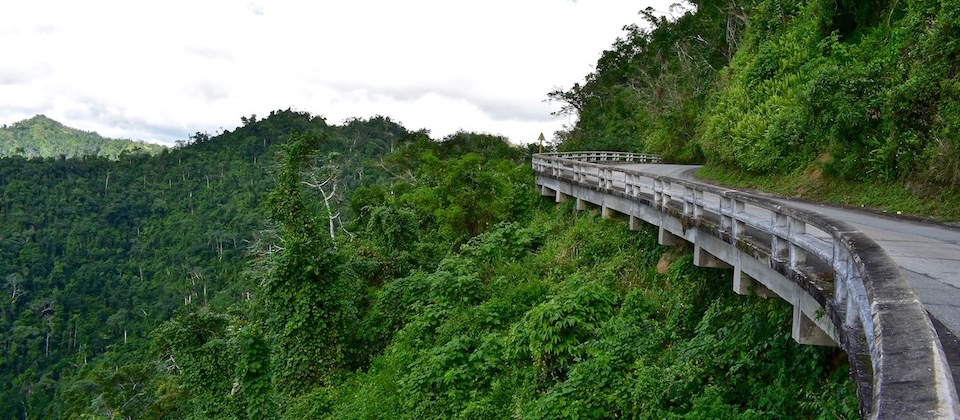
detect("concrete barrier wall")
(532, 153), (959, 419)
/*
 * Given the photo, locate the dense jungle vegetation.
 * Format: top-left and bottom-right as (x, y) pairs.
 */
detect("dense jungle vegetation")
(549, 0), (960, 220)
(0, 115), (165, 160)
(0, 110), (856, 418)
(13, 0), (952, 414)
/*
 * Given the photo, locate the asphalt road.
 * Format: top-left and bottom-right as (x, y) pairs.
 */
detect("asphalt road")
(618, 163), (960, 340)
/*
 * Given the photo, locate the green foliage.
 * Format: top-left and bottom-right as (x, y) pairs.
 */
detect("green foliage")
(321, 210), (857, 418)
(361, 272), (433, 352)
(701, 2), (823, 173)
(0, 106), (859, 417)
(513, 280), (618, 385)
(0, 115), (165, 159)
(344, 132), (536, 288)
(0, 110), (410, 417)
(556, 0), (960, 214)
(152, 309), (244, 418)
(550, 3), (733, 162)
(236, 325), (276, 418)
(260, 131), (355, 397)
(705, 0), (960, 192)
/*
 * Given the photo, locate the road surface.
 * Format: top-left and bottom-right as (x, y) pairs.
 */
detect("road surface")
(619, 163), (960, 344)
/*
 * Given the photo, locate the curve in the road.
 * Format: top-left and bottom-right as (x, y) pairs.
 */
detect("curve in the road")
(626, 163), (960, 348)
(533, 152), (960, 419)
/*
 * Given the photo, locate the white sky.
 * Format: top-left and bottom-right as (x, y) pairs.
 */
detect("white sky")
(0, 1), (673, 147)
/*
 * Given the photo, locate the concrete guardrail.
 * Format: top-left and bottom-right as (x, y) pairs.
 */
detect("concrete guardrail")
(532, 152), (959, 419)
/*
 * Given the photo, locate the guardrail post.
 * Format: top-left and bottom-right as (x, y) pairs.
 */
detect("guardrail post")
(660, 180), (671, 210)
(834, 242), (858, 326)
(683, 186), (695, 217)
(733, 200), (745, 240)
(654, 180), (662, 206)
(694, 190), (704, 219)
(720, 196), (733, 234)
(772, 213), (789, 260)
(789, 218), (807, 267)
(654, 179), (664, 208)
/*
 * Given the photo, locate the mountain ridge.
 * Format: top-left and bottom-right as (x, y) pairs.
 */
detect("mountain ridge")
(0, 114), (166, 159)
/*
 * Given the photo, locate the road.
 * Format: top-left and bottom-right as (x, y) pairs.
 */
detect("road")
(619, 163), (960, 344)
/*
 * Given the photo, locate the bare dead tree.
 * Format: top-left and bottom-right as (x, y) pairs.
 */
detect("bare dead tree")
(375, 157), (418, 185)
(719, 0), (749, 64)
(6, 273), (24, 304)
(302, 171), (340, 241)
(301, 153), (353, 242)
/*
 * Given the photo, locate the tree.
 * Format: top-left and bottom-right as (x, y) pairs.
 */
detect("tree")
(301, 152), (349, 241)
(260, 131), (354, 396)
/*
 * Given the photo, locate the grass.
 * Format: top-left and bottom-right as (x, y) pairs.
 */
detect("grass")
(694, 165), (960, 225)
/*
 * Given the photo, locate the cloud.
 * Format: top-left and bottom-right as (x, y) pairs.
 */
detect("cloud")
(0, 103), (53, 122)
(0, 69), (33, 86)
(189, 80), (231, 101)
(35, 23), (57, 34)
(0, 0), (675, 146)
(43, 94), (184, 143)
(185, 46), (234, 62)
(0, 63), (52, 85)
(313, 79), (553, 124)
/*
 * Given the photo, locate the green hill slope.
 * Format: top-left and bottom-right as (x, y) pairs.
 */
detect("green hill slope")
(0, 115), (165, 159)
(551, 0), (960, 220)
(0, 110), (412, 417)
(0, 109), (857, 418)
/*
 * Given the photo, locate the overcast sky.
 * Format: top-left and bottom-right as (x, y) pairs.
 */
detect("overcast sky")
(0, 1), (673, 147)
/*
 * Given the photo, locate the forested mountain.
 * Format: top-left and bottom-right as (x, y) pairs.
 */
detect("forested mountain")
(0, 109), (856, 418)
(12, 0), (937, 412)
(0, 115), (165, 159)
(0, 110), (410, 417)
(550, 0), (960, 212)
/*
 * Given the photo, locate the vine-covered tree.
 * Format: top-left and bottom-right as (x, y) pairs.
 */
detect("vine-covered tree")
(260, 131), (354, 396)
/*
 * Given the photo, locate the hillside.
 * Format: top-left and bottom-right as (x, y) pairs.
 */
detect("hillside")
(0, 115), (165, 159)
(550, 0), (960, 220)
(0, 110), (411, 417)
(0, 111), (856, 418)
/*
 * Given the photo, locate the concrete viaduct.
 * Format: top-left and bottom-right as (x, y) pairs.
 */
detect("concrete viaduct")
(533, 151), (960, 419)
